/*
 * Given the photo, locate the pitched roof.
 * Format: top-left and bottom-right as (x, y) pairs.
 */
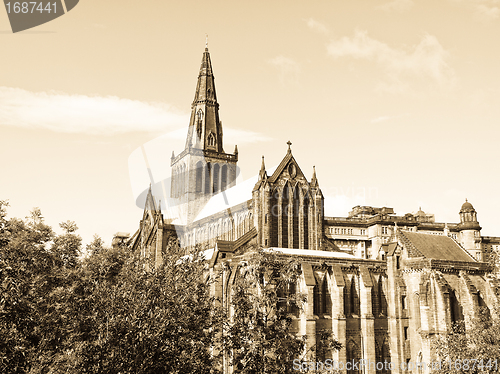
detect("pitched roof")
(399, 231), (475, 262)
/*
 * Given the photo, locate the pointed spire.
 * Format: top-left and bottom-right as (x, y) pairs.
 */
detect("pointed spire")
(311, 165), (318, 187)
(234, 144), (238, 155)
(184, 44), (222, 152)
(171, 151), (175, 159)
(259, 155), (267, 180)
(205, 34), (209, 50)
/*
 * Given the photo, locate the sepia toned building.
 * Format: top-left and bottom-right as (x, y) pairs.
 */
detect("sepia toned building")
(128, 46), (500, 373)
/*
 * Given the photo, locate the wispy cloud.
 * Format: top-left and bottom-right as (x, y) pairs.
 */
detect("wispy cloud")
(0, 87), (272, 142)
(449, 0), (499, 21)
(377, 0), (414, 12)
(305, 18), (329, 34)
(268, 56), (300, 85)
(474, 1), (500, 21)
(0, 87), (190, 135)
(327, 30), (456, 92)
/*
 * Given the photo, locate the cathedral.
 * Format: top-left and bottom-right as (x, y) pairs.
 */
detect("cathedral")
(128, 46), (500, 373)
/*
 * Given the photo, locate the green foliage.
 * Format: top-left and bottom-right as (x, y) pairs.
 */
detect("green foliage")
(0, 207), (67, 373)
(223, 249), (341, 374)
(0, 204), (220, 373)
(433, 307), (500, 374)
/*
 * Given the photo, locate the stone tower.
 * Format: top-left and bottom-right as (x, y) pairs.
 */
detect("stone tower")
(458, 199), (482, 261)
(252, 143), (324, 250)
(170, 45), (238, 223)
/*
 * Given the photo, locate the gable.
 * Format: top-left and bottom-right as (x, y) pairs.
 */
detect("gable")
(268, 152), (308, 185)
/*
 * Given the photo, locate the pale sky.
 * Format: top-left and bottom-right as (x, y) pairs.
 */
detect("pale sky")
(1, 0), (499, 245)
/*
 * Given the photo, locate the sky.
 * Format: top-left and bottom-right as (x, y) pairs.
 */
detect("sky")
(0, 0), (499, 245)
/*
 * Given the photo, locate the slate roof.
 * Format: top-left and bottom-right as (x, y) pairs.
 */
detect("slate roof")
(399, 231), (475, 262)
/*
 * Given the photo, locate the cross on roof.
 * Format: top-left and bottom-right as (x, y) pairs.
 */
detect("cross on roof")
(287, 140), (292, 150)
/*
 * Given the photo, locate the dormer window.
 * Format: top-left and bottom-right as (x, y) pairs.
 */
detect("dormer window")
(207, 133), (216, 147)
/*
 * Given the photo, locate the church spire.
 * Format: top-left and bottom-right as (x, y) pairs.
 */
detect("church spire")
(184, 45), (223, 152)
(259, 155), (267, 180)
(311, 165), (318, 188)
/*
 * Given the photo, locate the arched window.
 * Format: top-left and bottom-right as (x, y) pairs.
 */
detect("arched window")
(196, 110), (203, 138)
(350, 278), (358, 316)
(378, 277), (386, 315)
(270, 188), (279, 247)
(303, 192), (309, 249)
(205, 163), (211, 194)
(213, 164), (220, 192)
(281, 184), (289, 248)
(322, 276), (329, 314)
(195, 162), (203, 193)
(207, 133), (216, 147)
(221, 164), (228, 191)
(292, 186), (299, 249)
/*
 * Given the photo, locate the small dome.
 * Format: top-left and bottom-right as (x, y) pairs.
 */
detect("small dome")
(460, 199), (475, 213)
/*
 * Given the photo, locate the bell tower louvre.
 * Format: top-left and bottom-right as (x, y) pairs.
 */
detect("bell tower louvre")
(170, 44), (238, 223)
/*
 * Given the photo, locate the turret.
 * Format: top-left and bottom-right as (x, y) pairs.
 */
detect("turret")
(458, 199), (482, 261)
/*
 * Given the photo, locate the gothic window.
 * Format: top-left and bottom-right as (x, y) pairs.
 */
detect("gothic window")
(196, 110), (203, 138)
(207, 132), (216, 147)
(303, 194), (309, 249)
(378, 277), (386, 315)
(278, 281), (299, 317)
(292, 187), (299, 249)
(322, 276), (329, 314)
(270, 189), (279, 247)
(195, 162), (203, 193)
(221, 164), (228, 191)
(281, 184), (289, 248)
(205, 163), (211, 194)
(449, 290), (463, 326)
(213, 164), (220, 192)
(350, 279), (358, 315)
(344, 284), (349, 316)
(401, 295), (407, 310)
(313, 284), (320, 315)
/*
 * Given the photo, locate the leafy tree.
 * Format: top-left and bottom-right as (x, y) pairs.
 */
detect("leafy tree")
(223, 249), (341, 374)
(0, 207), (59, 373)
(50, 239), (221, 374)
(85, 234), (106, 257)
(433, 306), (500, 374)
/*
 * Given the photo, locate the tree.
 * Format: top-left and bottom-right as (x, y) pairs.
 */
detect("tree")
(433, 306), (500, 374)
(50, 238), (221, 374)
(223, 248), (341, 374)
(0, 207), (58, 373)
